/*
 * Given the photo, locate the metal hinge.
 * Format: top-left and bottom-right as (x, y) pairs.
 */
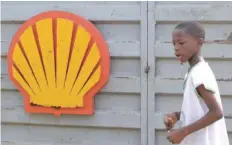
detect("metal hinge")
(145, 65), (150, 74)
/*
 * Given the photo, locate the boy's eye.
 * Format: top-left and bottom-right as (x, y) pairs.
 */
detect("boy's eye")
(180, 42), (185, 45)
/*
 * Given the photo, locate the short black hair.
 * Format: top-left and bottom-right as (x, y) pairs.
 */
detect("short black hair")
(175, 21), (205, 40)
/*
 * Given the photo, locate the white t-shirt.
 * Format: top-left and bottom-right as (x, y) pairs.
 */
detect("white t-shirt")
(179, 57), (230, 145)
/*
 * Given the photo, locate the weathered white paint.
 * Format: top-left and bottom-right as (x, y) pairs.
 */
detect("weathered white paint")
(147, 2), (156, 145)
(153, 115), (232, 132)
(156, 23), (232, 41)
(154, 79), (232, 96)
(140, 2), (148, 145)
(1, 57), (141, 76)
(155, 43), (232, 59)
(1, 23), (141, 57)
(1, 2), (141, 21)
(1, 91), (141, 112)
(156, 59), (232, 80)
(1, 1), (232, 145)
(149, 1), (232, 145)
(1, 1), (146, 145)
(1, 75), (141, 93)
(155, 95), (232, 117)
(1, 41), (141, 58)
(2, 123), (140, 145)
(155, 4), (232, 21)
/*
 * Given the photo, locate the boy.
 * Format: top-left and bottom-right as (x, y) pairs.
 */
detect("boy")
(164, 21), (230, 145)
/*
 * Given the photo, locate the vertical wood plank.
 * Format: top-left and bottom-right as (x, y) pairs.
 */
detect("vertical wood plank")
(140, 2), (148, 145)
(147, 2), (156, 145)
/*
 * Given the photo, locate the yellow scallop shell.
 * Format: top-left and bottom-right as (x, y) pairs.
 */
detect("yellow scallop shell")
(8, 11), (110, 115)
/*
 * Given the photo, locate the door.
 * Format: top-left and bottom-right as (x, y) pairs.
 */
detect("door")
(147, 1), (232, 145)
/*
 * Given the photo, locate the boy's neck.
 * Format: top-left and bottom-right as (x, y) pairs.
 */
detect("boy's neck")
(188, 54), (202, 68)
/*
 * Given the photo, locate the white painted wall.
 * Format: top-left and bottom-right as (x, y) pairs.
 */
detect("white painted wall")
(1, 1), (232, 145)
(149, 2), (232, 145)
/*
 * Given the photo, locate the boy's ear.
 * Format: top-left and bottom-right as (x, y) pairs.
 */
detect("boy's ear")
(199, 38), (204, 46)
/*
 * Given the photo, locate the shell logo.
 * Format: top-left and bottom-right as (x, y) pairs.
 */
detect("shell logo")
(8, 11), (110, 116)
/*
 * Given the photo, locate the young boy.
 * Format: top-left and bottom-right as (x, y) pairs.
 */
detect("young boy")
(164, 21), (230, 145)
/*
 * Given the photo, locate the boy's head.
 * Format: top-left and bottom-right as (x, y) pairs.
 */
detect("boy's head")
(172, 21), (205, 63)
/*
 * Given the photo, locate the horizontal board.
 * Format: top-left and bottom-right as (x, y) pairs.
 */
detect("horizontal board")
(153, 114), (232, 132)
(2, 1), (140, 5)
(1, 91), (140, 112)
(2, 142), (87, 145)
(1, 57), (141, 76)
(3, 106), (230, 132)
(156, 1), (232, 5)
(110, 58), (141, 76)
(2, 142), (52, 145)
(155, 58), (232, 80)
(155, 130), (175, 145)
(1, 23), (140, 42)
(2, 107), (140, 129)
(155, 95), (232, 117)
(1, 41), (140, 58)
(1, 75), (141, 93)
(1, 22), (140, 57)
(155, 4), (232, 21)
(96, 23), (140, 41)
(2, 131), (231, 145)
(155, 95), (182, 114)
(2, 141), (144, 145)
(155, 43), (232, 59)
(155, 130), (232, 145)
(1, 2), (140, 21)
(2, 123), (140, 145)
(155, 24), (232, 41)
(154, 79), (232, 96)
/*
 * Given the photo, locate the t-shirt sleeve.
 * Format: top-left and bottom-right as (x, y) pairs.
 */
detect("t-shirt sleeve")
(191, 64), (216, 94)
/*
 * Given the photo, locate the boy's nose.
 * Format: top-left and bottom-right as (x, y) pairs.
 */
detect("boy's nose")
(174, 47), (179, 51)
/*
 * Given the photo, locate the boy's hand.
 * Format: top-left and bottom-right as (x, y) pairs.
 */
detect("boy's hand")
(167, 128), (187, 144)
(164, 112), (178, 130)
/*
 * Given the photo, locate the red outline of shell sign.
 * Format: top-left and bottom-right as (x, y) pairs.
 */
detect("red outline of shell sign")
(8, 11), (110, 116)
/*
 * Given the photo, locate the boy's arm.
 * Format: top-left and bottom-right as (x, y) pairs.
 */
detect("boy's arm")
(183, 84), (223, 136)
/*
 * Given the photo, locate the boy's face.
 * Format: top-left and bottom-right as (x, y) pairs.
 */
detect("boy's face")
(172, 29), (201, 63)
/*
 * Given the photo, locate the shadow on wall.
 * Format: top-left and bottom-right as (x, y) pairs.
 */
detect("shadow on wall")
(204, 32), (232, 44)
(227, 32), (232, 40)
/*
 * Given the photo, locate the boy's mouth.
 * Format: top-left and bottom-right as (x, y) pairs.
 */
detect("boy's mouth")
(176, 54), (182, 61)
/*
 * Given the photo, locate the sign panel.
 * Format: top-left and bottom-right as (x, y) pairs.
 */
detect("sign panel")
(8, 11), (110, 116)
